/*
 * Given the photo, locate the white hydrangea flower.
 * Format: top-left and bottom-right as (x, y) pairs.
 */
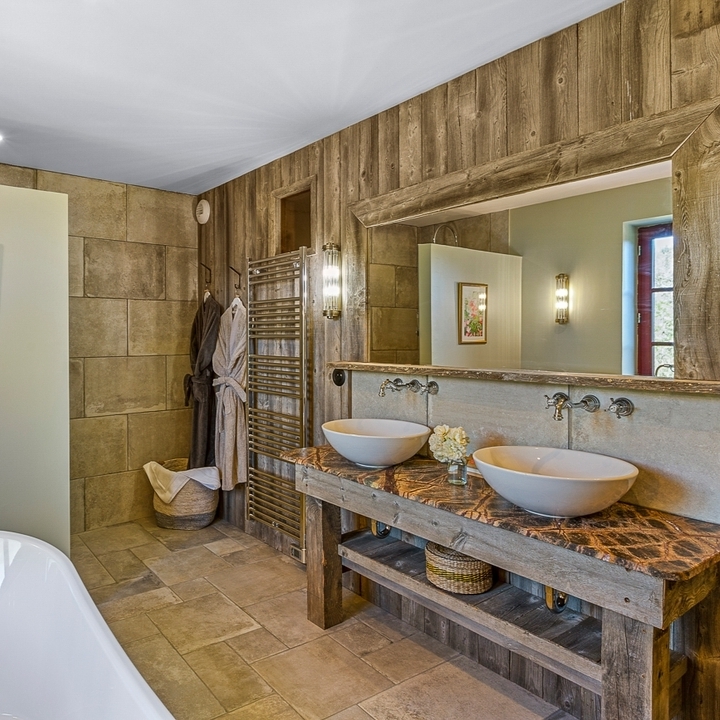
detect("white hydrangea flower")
(429, 424), (469, 463)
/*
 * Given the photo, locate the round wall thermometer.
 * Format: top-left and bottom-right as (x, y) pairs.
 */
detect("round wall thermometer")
(195, 199), (211, 224)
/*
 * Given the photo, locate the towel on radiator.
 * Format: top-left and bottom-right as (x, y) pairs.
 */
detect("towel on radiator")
(143, 461), (221, 504)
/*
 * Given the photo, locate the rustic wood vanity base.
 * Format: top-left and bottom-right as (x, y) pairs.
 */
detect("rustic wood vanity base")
(285, 446), (720, 720)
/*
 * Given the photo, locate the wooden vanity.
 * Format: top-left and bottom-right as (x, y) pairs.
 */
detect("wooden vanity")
(284, 446), (720, 720)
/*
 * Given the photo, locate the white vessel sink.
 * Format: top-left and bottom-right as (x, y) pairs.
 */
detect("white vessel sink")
(322, 418), (431, 468)
(472, 446), (638, 518)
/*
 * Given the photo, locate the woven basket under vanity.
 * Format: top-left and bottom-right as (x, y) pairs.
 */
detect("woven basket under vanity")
(425, 542), (493, 594)
(153, 458), (219, 531)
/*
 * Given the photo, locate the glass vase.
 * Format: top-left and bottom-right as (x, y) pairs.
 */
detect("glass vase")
(445, 458), (468, 486)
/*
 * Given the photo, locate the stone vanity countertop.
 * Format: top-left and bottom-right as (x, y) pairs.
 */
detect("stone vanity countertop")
(284, 445), (720, 582)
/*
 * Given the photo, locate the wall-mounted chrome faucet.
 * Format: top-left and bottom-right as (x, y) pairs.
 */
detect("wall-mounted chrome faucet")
(379, 378), (439, 397)
(544, 392), (600, 421)
(605, 397), (634, 418)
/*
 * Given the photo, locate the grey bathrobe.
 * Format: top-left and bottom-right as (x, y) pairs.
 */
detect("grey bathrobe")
(185, 293), (223, 468)
(212, 299), (248, 489)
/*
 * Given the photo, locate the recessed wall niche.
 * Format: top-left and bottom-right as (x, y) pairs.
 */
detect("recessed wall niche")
(280, 189), (311, 253)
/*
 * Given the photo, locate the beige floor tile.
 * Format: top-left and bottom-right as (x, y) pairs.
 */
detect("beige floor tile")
(145, 545), (232, 585)
(171, 577), (218, 601)
(207, 557), (306, 607)
(330, 620), (393, 657)
(213, 520), (256, 540)
(79, 522), (156, 555)
(99, 586), (181, 623)
(97, 548), (153, 582)
(244, 590), (328, 647)
(226, 628), (287, 664)
(71, 543), (115, 589)
(140, 520), (228, 551)
(131, 539), (172, 561)
(326, 707), (374, 720)
(90, 573), (164, 605)
(223, 543), (282, 566)
(360, 655), (559, 720)
(205, 537), (248, 556)
(363, 632), (457, 684)
(356, 605), (417, 643)
(253, 636), (393, 720)
(124, 635), (224, 720)
(148, 592), (260, 654)
(109, 613), (161, 645)
(184, 642), (273, 711)
(219, 694), (303, 720)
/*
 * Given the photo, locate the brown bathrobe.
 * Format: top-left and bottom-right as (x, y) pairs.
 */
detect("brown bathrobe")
(185, 293), (223, 468)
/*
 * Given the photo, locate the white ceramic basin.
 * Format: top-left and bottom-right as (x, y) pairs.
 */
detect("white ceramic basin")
(472, 446), (639, 518)
(322, 418), (431, 468)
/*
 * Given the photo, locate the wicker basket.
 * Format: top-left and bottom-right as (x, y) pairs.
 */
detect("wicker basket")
(425, 542), (493, 594)
(152, 458), (219, 530)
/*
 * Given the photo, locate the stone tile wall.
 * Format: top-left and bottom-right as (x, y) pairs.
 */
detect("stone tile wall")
(368, 225), (420, 364)
(0, 163), (198, 533)
(367, 212), (510, 366)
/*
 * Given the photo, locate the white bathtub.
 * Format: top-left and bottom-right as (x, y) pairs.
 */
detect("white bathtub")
(0, 531), (174, 720)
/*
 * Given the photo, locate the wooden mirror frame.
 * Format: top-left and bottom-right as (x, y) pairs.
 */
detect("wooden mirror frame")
(350, 98), (720, 382)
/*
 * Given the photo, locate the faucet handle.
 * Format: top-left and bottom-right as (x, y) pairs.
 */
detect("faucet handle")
(606, 397), (634, 419)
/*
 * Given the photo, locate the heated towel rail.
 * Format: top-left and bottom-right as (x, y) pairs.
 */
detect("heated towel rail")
(246, 249), (309, 561)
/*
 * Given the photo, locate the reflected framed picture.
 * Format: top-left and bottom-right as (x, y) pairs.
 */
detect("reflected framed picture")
(458, 283), (488, 344)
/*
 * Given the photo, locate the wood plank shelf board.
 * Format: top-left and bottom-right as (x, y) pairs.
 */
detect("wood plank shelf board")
(341, 531), (602, 693)
(340, 531), (688, 703)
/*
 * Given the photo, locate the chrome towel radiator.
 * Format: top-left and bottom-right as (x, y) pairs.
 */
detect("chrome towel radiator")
(246, 248), (309, 560)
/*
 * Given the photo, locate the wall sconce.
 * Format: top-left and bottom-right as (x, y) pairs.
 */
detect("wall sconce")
(555, 273), (569, 324)
(322, 242), (341, 319)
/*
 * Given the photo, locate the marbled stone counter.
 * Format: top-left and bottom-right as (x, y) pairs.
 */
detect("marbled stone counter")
(284, 445), (720, 582)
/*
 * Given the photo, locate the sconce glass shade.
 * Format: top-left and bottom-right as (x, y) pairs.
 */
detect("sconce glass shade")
(322, 242), (341, 319)
(555, 273), (569, 324)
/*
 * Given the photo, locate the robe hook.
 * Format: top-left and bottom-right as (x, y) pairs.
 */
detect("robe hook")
(199, 262), (212, 287)
(228, 265), (242, 295)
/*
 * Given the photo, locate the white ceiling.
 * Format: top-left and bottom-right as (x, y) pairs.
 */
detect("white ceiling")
(0, 1), (620, 195)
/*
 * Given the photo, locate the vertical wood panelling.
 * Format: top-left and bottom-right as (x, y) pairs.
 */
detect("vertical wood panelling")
(421, 84), (448, 180)
(475, 58), (508, 164)
(358, 117), (379, 201)
(447, 70), (477, 172)
(507, 28), (578, 154)
(621, 0), (672, 120)
(671, 0), (720, 106)
(398, 96), (422, 187)
(341, 123), (368, 371)
(377, 106), (400, 194)
(322, 132), (343, 431)
(673, 104), (720, 381)
(579, 5), (623, 133)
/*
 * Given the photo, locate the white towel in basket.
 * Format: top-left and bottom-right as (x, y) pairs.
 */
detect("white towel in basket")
(143, 461), (221, 504)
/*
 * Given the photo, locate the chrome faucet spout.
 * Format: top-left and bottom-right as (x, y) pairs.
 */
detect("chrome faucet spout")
(545, 393), (600, 421)
(545, 392), (570, 421)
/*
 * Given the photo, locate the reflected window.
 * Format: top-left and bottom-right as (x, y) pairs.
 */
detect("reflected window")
(637, 223), (673, 376)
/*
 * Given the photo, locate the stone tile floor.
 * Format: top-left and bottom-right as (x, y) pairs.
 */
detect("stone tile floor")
(72, 518), (574, 720)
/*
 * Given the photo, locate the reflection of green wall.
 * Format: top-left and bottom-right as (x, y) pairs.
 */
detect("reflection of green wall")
(510, 178), (671, 373)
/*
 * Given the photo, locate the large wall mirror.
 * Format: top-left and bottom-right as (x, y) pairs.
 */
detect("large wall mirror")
(351, 100), (720, 382)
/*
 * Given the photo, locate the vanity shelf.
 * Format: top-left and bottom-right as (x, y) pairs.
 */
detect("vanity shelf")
(340, 529), (686, 707)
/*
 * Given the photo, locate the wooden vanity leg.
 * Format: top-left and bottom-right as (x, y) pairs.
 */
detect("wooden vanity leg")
(305, 495), (343, 629)
(601, 610), (670, 720)
(677, 589), (720, 719)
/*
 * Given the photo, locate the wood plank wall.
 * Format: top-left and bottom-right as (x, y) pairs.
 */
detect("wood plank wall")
(198, 1), (720, 714)
(201, 0), (719, 435)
